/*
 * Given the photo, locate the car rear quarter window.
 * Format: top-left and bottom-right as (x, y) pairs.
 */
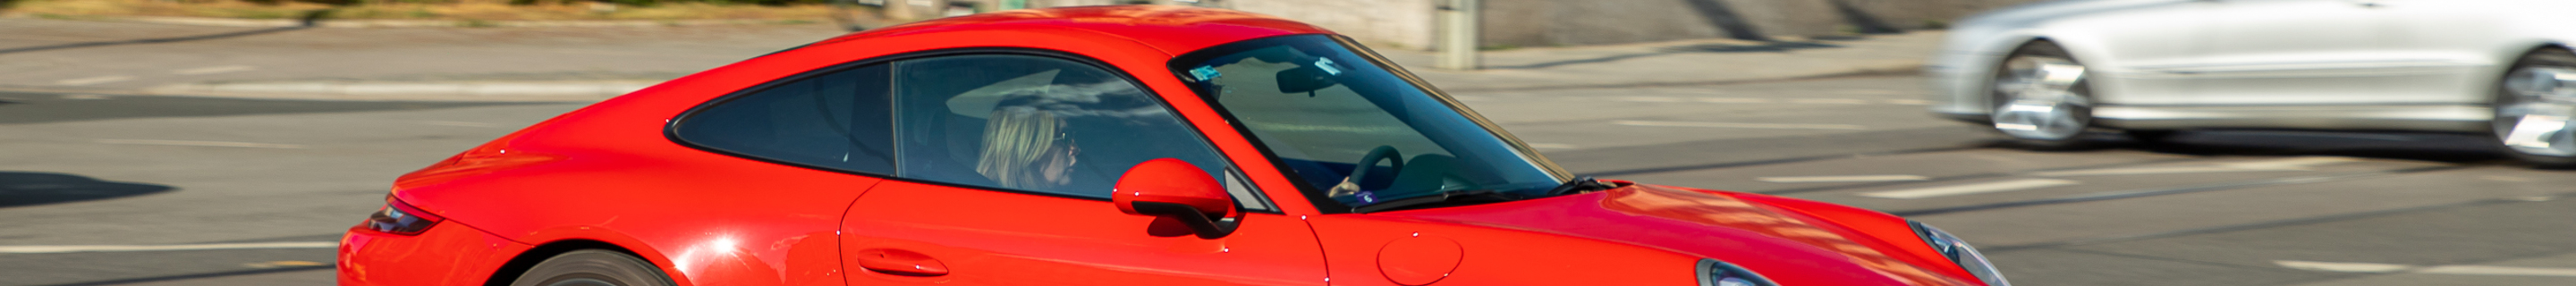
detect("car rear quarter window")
(674, 64), (896, 174)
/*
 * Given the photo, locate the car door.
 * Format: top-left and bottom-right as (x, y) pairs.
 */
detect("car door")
(2156, 0), (2398, 105)
(838, 52), (1326, 286)
(2372, 0), (2548, 105)
(2007, 0), (2221, 106)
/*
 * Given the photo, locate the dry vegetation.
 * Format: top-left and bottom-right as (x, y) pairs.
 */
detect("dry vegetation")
(3, 0), (836, 21)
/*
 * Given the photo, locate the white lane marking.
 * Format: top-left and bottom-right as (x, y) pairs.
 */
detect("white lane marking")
(244, 260), (330, 269)
(1524, 143), (1579, 149)
(1858, 178), (2079, 199)
(1613, 120), (1866, 130)
(2275, 260), (2411, 273)
(1758, 174), (1930, 183)
(2421, 265), (2576, 275)
(2031, 166), (2268, 177)
(1786, 98), (1871, 105)
(2421, 265), (2576, 277)
(2481, 175), (2534, 182)
(172, 65), (258, 75)
(1694, 97), (1771, 104)
(93, 139), (308, 148)
(0, 241), (337, 254)
(59, 94), (111, 100)
(1616, 97), (1687, 103)
(55, 75), (135, 86)
(420, 121), (502, 128)
(2221, 156), (2361, 169)
(1838, 88), (1902, 95)
(2031, 156), (2360, 177)
(2275, 260), (2576, 277)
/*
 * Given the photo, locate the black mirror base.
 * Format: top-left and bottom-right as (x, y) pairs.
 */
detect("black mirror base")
(1130, 201), (1241, 239)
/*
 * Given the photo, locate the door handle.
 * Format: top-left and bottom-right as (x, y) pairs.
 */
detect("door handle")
(853, 248), (950, 276)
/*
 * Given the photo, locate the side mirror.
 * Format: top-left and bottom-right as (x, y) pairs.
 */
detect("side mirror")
(1111, 158), (1240, 239)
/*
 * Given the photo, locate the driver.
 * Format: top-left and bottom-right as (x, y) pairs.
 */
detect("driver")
(974, 106), (1080, 190)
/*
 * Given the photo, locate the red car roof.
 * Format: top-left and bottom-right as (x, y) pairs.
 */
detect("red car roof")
(815, 5), (1336, 56)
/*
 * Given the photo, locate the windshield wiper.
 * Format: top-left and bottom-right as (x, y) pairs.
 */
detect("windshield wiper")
(1351, 189), (1521, 213)
(1350, 177), (1617, 213)
(1542, 176), (1617, 197)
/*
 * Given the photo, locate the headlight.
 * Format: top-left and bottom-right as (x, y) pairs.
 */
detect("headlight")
(1911, 221), (2009, 286)
(1696, 258), (1779, 286)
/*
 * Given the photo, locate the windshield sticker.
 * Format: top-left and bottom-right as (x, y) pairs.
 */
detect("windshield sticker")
(1189, 65), (1222, 81)
(1314, 58), (1343, 75)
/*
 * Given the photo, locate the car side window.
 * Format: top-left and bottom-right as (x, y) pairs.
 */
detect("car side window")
(674, 64), (896, 174)
(891, 54), (1237, 200)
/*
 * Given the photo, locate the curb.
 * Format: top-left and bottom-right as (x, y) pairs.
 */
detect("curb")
(133, 80), (658, 102)
(1436, 63), (1925, 92)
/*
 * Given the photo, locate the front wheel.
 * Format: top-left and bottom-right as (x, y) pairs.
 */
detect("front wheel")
(2491, 47), (2576, 168)
(507, 249), (675, 286)
(1987, 41), (2101, 149)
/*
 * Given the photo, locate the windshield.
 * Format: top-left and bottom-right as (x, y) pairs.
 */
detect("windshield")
(1168, 34), (1569, 213)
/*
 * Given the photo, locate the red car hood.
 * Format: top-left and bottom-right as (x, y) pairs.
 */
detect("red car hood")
(1373, 184), (1972, 286)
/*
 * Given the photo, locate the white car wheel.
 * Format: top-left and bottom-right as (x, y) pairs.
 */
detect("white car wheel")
(1988, 41), (2097, 147)
(2494, 48), (2576, 166)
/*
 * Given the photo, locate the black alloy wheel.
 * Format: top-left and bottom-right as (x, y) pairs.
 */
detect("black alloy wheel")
(507, 249), (676, 286)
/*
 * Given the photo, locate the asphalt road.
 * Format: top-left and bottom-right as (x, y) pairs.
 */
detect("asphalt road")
(0, 91), (566, 285)
(4, 76), (2575, 285)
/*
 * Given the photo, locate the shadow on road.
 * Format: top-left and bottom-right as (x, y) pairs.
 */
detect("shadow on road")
(2128, 130), (2511, 164)
(1826, 0), (1904, 34)
(0, 172), (174, 207)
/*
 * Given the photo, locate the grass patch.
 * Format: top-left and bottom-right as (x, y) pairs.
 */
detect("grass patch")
(5, 0), (835, 21)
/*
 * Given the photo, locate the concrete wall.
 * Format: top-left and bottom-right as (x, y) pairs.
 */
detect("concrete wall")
(1229, 0), (1437, 49)
(979, 0), (1437, 49)
(1219, 0), (2049, 49)
(958, 0), (2053, 49)
(1472, 0), (2050, 47)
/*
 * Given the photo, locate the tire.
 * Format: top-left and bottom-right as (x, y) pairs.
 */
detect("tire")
(2490, 47), (2576, 168)
(507, 249), (675, 286)
(1987, 41), (2103, 149)
(2123, 130), (2178, 145)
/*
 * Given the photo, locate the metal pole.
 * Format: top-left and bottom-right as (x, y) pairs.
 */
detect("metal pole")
(1435, 0), (1480, 71)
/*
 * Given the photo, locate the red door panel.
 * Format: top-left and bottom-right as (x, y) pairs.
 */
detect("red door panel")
(840, 180), (1326, 286)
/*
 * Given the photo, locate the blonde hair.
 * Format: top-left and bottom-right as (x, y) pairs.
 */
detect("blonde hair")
(975, 108), (1066, 189)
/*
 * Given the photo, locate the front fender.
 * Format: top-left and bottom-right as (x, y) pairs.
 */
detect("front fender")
(1720, 192), (1976, 283)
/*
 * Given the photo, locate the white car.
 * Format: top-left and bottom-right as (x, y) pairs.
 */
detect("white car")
(1928, 0), (2576, 166)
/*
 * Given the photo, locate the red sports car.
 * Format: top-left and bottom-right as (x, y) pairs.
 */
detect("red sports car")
(340, 5), (2008, 286)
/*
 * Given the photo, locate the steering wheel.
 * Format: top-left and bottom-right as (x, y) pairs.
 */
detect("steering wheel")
(1331, 146), (1403, 198)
